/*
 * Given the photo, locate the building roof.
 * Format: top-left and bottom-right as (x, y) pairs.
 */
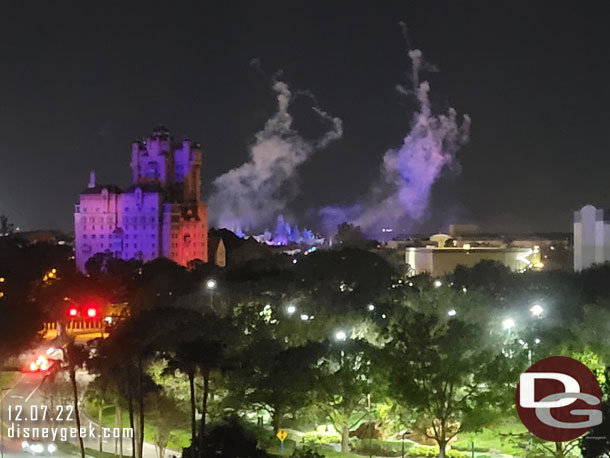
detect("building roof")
(80, 185), (123, 195)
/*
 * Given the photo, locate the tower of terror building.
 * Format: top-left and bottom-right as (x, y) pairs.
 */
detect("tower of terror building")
(74, 126), (208, 271)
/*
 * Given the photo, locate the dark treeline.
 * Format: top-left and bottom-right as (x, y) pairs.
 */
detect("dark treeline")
(2, 234), (610, 458)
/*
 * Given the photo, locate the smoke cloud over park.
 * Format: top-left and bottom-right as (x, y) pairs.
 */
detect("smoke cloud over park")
(208, 73), (342, 233)
(320, 47), (471, 238)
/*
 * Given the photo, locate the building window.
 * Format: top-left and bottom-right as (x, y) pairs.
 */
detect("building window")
(83, 235), (88, 239)
(100, 234), (104, 239)
(92, 235), (96, 239)
(146, 162), (159, 179)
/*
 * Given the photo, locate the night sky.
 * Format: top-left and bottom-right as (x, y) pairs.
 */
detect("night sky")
(1, 1), (609, 234)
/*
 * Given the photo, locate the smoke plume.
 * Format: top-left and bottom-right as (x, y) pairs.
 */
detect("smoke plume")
(321, 47), (470, 238)
(209, 74), (342, 233)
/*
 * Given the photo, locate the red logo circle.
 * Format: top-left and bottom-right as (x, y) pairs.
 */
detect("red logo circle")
(516, 356), (602, 441)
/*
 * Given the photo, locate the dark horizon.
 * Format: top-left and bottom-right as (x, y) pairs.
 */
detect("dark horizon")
(1, 1), (609, 234)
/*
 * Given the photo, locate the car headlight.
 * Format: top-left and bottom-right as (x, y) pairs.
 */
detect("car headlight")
(47, 443), (57, 453)
(21, 441), (29, 449)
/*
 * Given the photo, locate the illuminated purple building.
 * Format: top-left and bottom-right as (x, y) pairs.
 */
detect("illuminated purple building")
(74, 126), (208, 271)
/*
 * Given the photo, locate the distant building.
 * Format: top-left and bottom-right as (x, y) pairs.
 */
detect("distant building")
(401, 233), (542, 277)
(17, 230), (72, 246)
(574, 204), (610, 270)
(405, 246), (541, 277)
(448, 224), (479, 237)
(208, 236), (226, 268)
(74, 126), (208, 271)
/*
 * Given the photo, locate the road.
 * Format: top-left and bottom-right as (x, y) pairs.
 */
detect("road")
(1, 368), (178, 458)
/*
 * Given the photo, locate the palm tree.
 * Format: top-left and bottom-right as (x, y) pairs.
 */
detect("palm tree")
(64, 341), (89, 458)
(193, 314), (239, 452)
(165, 342), (199, 446)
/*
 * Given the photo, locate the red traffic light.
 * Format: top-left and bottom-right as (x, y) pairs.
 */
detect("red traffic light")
(68, 306), (79, 317)
(86, 307), (98, 318)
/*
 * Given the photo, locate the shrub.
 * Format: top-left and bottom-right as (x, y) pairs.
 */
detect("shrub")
(447, 450), (468, 458)
(406, 445), (438, 457)
(406, 445), (467, 458)
(301, 431), (341, 445)
(201, 416), (269, 458)
(351, 438), (405, 457)
(290, 447), (325, 458)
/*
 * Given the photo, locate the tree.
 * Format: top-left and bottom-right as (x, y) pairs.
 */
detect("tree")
(318, 339), (375, 453)
(0, 214), (14, 236)
(228, 339), (325, 432)
(146, 391), (188, 458)
(334, 223), (371, 249)
(163, 346), (199, 446)
(383, 306), (516, 458)
(200, 417), (269, 458)
(64, 341), (90, 458)
(191, 314), (240, 452)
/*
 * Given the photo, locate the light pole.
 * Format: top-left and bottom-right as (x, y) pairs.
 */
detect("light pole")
(206, 279), (217, 308)
(502, 318), (515, 338)
(367, 393), (372, 458)
(335, 330), (347, 365)
(401, 431), (409, 458)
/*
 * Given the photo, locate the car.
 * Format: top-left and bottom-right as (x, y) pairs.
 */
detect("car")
(27, 355), (52, 372)
(21, 440), (57, 455)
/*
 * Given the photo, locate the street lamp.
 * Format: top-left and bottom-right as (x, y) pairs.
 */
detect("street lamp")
(367, 304), (375, 311)
(448, 309), (457, 317)
(433, 280), (442, 288)
(335, 330), (347, 341)
(286, 305), (296, 316)
(502, 318), (515, 340)
(530, 304), (544, 318)
(206, 279), (217, 307)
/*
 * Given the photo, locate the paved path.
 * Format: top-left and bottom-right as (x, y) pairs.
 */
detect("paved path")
(1, 368), (180, 458)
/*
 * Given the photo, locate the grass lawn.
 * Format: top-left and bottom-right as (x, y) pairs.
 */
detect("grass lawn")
(453, 419), (528, 456)
(84, 403), (190, 452)
(313, 445), (365, 458)
(0, 369), (20, 389)
(58, 441), (120, 458)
